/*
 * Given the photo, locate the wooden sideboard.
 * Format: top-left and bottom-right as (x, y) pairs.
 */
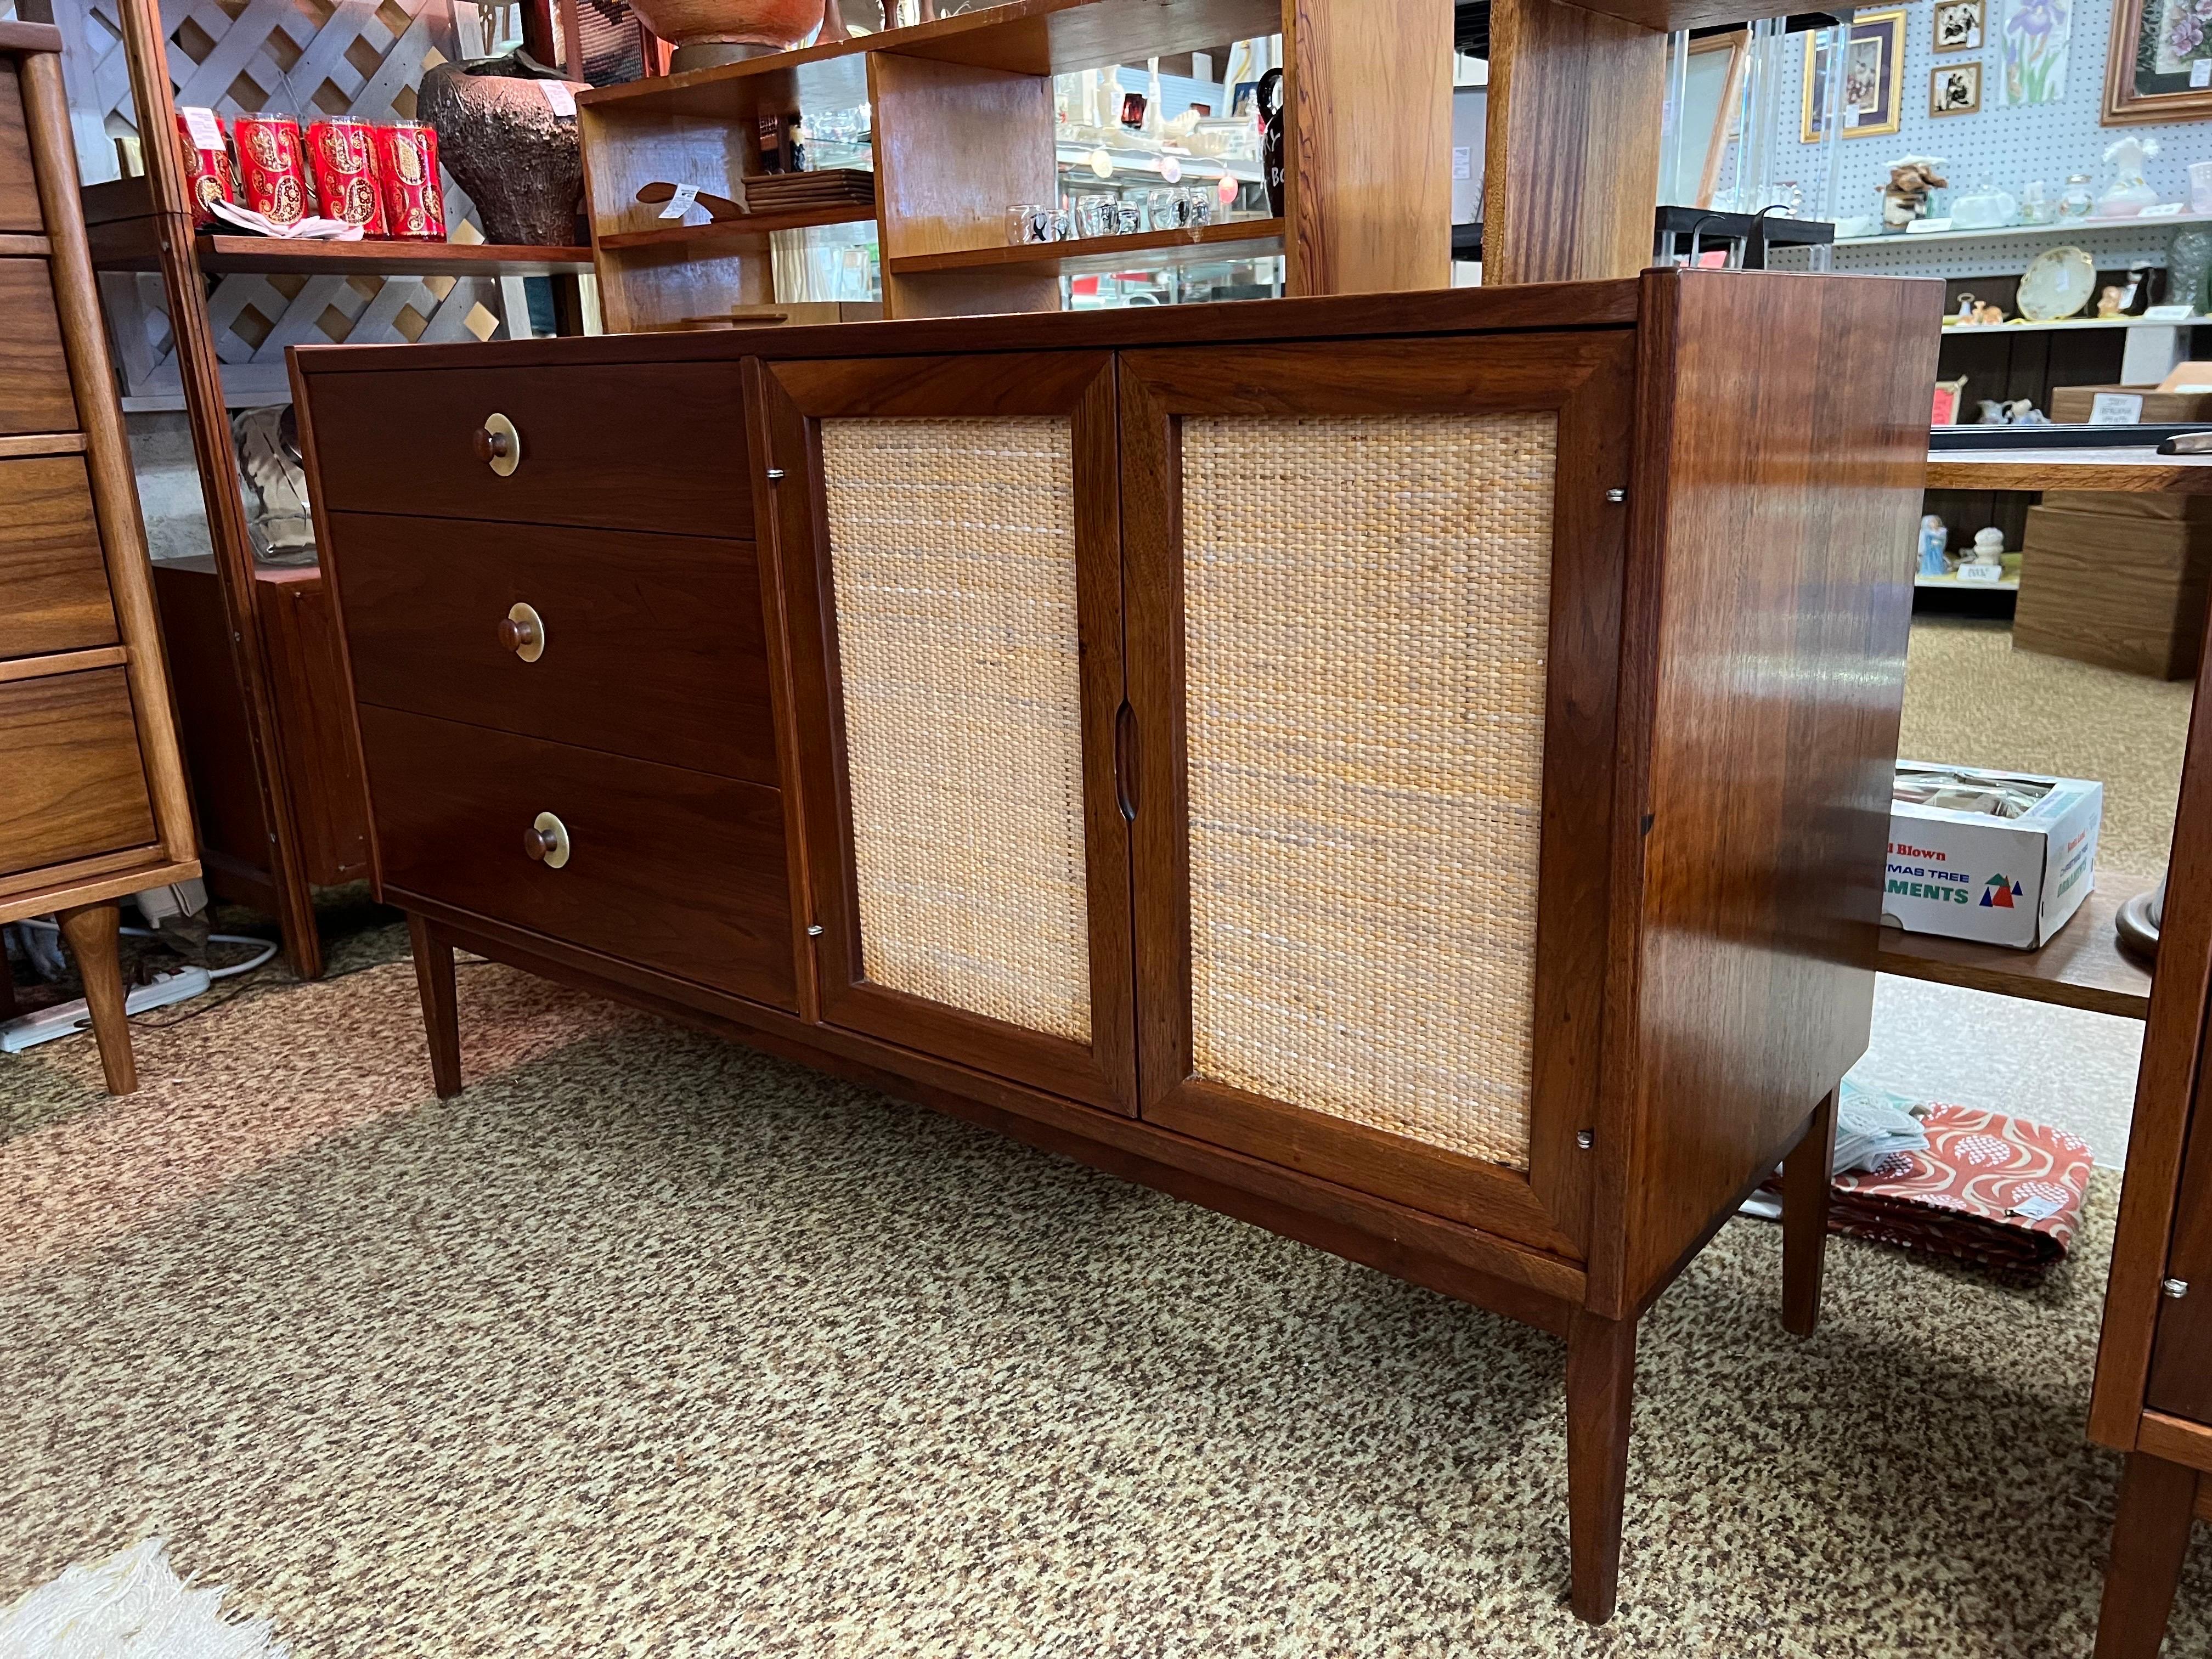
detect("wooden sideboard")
(0, 19), (196, 1094)
(289, 268), (1939, 1622)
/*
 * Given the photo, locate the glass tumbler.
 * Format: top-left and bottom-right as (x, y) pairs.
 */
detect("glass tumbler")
(1146, 187), (1188, 231)
(1183, 186), (1216, 228)
(1113, 200), (1145, 235)
(1074, 193), (1114, 240)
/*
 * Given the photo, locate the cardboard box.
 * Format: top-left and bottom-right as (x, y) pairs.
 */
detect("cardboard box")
(2050, 383), (2212, 424)
(1884, 764), (2102, 949)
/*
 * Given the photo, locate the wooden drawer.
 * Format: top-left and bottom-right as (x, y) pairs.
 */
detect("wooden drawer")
(0, 668), (155, 879)
(330, 512), (777, 783)
(0, 258), (76, 436)
(0, 59), (41, 234)
(0, 455), (117, 660)
(360, 706), (795, 1009)
(305, 363), (749, 537)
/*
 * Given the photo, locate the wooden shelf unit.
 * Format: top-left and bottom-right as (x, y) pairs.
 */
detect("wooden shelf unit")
(596, 201), (877, 252)
(574, 0), (1451, 329)
(1876, 874), (2154, 1022)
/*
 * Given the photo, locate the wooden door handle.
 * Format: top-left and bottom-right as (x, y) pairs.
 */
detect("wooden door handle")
(473, 413), (521, 476)
(499, 602), (545, 661)
(523, 811), (571, 868)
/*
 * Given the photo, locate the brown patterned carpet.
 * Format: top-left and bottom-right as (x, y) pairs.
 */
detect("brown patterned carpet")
(3, 938), (2210, 1658)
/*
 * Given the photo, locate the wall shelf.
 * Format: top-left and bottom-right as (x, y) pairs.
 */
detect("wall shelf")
(597, 202), (878, 253)
(1940, 315), (2204, 336)
(889, 217), (1284, 277)
(1837, 212), (2212, 250)
(1913, 570), (2020, 589)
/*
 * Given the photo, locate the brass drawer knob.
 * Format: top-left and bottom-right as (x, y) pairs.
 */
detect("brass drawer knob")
(523, 810), (571, 869)
(499, 601), (546, 662)
(473, 412), (521, 477)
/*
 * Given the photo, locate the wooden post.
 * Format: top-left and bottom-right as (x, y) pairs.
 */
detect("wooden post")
(1482, 0), (1666, 285)
(1782, 1087), (1839, 1336)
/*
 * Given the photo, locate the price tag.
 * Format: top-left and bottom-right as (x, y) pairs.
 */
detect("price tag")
(2090, 391), (2145, 424)
(2192, 57), (2211, 87)
(1452, 145), (1472, 181)
(538, 80), (579, 118)
(1957, 563), (2005, 584)
(658, 181), (701, 220)
(181, 106), (224, 150)
(2008, 1193), (2066, 1220)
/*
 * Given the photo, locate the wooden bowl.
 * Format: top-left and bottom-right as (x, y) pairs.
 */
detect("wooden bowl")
(626, 0), (822, 49)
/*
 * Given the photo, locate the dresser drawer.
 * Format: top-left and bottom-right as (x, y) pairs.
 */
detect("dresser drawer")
(360, 706), (795, 1009)
(0, 668), (155, 879)
(305, 363), (749, 537)
(329, 512), (776, 783)
(0, 60), (42, 234)
(0, 259), (76, 436)
(0, 455), (117, 661)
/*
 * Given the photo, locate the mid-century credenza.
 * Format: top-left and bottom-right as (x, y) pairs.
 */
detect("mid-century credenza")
(0, 18), (197, 1095)
(289, 268), (1939, 1622)
(2090, 537), (2212, 1656)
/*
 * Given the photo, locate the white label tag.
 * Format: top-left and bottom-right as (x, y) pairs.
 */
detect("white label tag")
(2146, 303), (2197, 320)
(181, 106), (224, 150)
(2091, 391), (2146, 424)
(1452, 145), (1472, 180)
(2008, 1193), (2066, 1220)
(2192, 57), (2210, 86)
(1958, 563), (2005, 583)
(2142, 201), (2185, 216)
(538, 80), (578, 117)
(1844, 104), (1860, 127)
(658, 181), (701, 220)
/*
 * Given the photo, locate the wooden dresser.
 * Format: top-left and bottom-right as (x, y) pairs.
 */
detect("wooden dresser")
(2090, 614), (2212, 1655)
(290, 269), (1938, 1622)
(0, 19), (196, 1094)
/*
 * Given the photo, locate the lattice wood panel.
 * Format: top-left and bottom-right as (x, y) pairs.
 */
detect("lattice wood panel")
(50, 0), (516, 405)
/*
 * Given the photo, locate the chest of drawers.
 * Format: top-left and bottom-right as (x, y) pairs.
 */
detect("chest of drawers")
(0, 22), (196, 1093)
(291, 268), (1939, 1622)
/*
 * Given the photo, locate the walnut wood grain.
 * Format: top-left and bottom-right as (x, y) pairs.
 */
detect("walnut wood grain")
(0, 257), (76, 435)
(1925, 449), (2212, 493)
(326, 512), (778, 786)
(0, 58), (40, 234)
(1482, 0), (1666, 285)
(0, 668), (156, 879)
(2094, 1451), (2199, 1659)
(57, 899), (134, 1095)
(307, 363), (752, 538)
(1601, 268), (1940, 1318)
(1877, 876), (2153, 1022)
(0, 645), (126, 684)
(362, 705), (797, 1011)
(0, 455), (115, 660)
(408, 912), (463, 1099)
(2015, 509), (2212, 680)
(1565, 1309), (1637, 1624)
(1781, 1090), (1837, 1337)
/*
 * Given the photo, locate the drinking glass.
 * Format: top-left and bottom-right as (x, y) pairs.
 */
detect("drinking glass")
(1113, 200), (1145, 235)
(1183, 186), (1216, 227)
(1074, 194), (1115, 239)
(1146, 187), (1187, 230)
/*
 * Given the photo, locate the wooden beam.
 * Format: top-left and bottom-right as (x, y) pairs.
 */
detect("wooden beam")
(1482, 0), (1665, 286)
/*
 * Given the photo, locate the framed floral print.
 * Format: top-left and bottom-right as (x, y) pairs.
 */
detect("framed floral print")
(2107, 0), (2212, 122)
(1997, 0), (2069, 104)
(1801, 8), (1908, 139)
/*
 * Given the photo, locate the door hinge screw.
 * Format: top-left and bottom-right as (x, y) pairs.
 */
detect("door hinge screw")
(806, 923), (823, 937)
(1605, 488), (1627, 504)
(766, 468), (787, 481)
(1576, 1129), (1594, 1150)
(2164, 1277), (2190, 1299)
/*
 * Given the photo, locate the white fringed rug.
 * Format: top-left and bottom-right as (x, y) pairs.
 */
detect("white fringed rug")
(0, 1539), (287, 1659)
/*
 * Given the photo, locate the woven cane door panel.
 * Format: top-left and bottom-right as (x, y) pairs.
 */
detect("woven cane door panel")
(1180, 413), (1558, 1170)
(820, 417), (1092, 1046)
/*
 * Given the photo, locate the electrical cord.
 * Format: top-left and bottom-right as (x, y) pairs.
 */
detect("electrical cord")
(12, 915), (281, 980)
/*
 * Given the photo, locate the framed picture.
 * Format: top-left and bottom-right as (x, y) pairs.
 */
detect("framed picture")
(1936, 0), (1985, 48)
(2106, 0), (2212, 122)
(1801, 9), (1908, 139)
(1932, 60), (1984, 112)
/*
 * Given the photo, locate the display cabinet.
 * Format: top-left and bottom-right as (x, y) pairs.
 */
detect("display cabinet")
(289, 268), (1939, 1622)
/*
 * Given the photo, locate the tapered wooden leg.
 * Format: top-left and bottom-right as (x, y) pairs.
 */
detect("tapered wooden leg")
(1565, 1309), (1637, 1624)
(407, 913), (462, 1098)
(57, 901), (135, 1096)
(0, 947), (16, 1020)
(2095, 1452), (2198, 1658)
(1782, 1087), (1839, 1336)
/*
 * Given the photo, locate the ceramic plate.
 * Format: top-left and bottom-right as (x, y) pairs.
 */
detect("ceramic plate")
(2017, 245), (2096, 321)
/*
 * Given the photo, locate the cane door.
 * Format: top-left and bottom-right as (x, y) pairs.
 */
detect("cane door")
(1119, 334), (1637, 1256)
(763, 353), (1137, 1114)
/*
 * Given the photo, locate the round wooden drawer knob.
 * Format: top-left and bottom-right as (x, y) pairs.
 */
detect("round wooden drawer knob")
(523, 810), (571, 869)
(473, 412), (521, 477)
(499, 602), (546, 662)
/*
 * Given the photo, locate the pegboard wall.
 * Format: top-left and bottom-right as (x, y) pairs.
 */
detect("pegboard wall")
(1774, 0), (2212, 276)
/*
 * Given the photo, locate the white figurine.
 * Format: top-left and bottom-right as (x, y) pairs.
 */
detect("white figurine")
(1961, 527), (2007, 578)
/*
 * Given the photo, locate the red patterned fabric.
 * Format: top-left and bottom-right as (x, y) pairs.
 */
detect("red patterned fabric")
(1826, 1103), (2094, 1271)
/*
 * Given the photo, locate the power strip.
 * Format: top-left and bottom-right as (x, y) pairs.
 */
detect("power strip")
(0, 967), (212, 1054)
